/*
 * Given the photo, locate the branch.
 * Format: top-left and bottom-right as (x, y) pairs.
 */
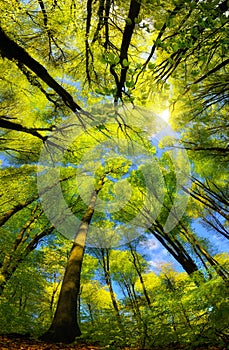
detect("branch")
(24, 225), (55, 252)
(192, 58), (229, 85)
(92, 0), (105, 43)
(0, 174), (75, 227)
(134, 2), (185, 86)
(0, 116), (51, 141)
(139, 0), (229, 85)
(184, 145), (229, 153)
(0, 196), (38, 227)
(116, 0), (141, 100)
(85, 0), (93, 84)
(0, 26), (85, 116)
(104, 0), (111, 49)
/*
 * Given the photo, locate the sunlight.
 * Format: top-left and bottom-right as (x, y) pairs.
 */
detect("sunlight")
(159, 109), (170, 123)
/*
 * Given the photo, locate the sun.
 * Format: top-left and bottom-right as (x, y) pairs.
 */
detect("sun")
(159, 109), (170, 123)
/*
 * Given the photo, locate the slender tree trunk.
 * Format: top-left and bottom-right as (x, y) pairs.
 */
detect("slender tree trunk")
(128, 244), (151, 307)
(87, 303), (94, 324)
(123, 280), (137, 317)
(0, 220), (54, 296)
(0, 196), (37, 227)
(49, 274), (60, 314)
(149, 224), (199, 275)
(100, 248), (124, 331)
(130, 282), (149, 348)
(102, 249), (120, 317)
(179, 223), (229, 281)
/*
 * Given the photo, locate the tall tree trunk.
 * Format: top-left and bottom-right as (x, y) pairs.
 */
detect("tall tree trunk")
(101, 249), (121, 317)
(149, 223), (199, 275)
(180, 224), (229, 281)
(40, 183), (103, 343)
(99, 248), (125, 332)
(128, 244), (151, 307)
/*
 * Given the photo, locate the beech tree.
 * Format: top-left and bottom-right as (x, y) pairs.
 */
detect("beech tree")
(0, 0), (228, 346)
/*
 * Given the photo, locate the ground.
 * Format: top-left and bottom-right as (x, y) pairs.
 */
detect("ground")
(0, 335), (226, 350)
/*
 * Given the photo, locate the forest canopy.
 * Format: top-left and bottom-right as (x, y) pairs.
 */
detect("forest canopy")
(0, 0), (229, 348)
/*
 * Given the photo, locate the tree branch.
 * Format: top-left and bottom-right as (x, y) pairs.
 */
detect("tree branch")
(0, 116), (51, 141)
(115, 0), (141, 100)
(0, 26), (85, 117)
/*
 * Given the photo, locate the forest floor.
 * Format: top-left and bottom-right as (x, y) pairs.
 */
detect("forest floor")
(0, 335), (226, 350)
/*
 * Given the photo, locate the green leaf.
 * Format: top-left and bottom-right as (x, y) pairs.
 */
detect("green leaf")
(126, 80), (135, 88)
(125, 18), (132, 25)
(122, 59), (129, 67)
(148, 62), (155, 70)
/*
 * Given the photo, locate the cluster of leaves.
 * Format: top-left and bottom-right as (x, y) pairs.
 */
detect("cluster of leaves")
(0, 0), (229, 348)
(0, 240), (228, 348)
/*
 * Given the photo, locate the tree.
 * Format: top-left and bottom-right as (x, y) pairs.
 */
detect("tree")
(39, 173), (106, 341)
(40, 134), (135, 341)
(0, 0), (229, 346)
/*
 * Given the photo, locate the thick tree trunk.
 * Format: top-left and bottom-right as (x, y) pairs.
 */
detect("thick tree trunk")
(40, 187), (101, 343)
(40, 241), (84, 342)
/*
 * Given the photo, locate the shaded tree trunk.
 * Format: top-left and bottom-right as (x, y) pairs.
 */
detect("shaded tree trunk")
(90, 247), (127, 334)
(180, 224), (229, 281)
(149, 222), (199, 275)
(0, 205), (54, 296)
(128, 243), (151, 307)
(101, 248), (123, 328)
(0, 197), (37, 227)
(40, 181), (104, 343)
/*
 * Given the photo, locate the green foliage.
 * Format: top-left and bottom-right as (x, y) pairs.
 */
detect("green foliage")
(0, 0), (228, 347)
(78, 261), (229, 348)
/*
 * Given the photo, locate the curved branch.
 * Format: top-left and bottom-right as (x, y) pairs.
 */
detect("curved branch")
(0, 26), (83, 115)
(0, 116), (51, 141)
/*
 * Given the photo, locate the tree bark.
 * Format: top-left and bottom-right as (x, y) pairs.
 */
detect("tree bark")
(0, 225), (54, 295)
(40, 179), (104, 343)
(101, 249), (123, 324)
(149, 223), (199, 276)
(128, 244), (151, 307)
(0, 26), (84, 115)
